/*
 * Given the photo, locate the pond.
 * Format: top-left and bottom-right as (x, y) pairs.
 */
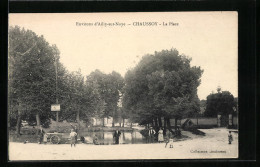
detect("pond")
(62, 130), (155, 145)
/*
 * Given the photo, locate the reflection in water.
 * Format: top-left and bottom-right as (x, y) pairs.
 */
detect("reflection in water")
(77, 131), (147, 145)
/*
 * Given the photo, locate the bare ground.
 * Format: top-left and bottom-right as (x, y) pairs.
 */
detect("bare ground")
(9, 128), (238, 160)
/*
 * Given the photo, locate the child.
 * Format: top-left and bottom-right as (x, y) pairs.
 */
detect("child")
(165, 131), (174, 148)
(93, 134), (99, 145)
(228, 131), (233, 144)
(43, 133), (48, 144)
(168, 138), (174, 148)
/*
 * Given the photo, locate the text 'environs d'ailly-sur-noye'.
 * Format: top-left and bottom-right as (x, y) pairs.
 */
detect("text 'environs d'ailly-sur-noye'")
(76, 21), (179, 27)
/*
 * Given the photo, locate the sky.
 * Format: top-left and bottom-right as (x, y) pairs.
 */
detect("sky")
(9, 12), (238, 100)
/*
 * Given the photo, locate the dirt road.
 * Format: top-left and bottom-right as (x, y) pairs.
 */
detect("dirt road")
(9, 128), (238, 160)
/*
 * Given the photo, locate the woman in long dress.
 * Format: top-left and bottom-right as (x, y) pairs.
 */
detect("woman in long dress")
(158, 128), (164, 143)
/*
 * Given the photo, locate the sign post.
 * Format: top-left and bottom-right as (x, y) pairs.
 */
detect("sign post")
(51, 104), (60, 122)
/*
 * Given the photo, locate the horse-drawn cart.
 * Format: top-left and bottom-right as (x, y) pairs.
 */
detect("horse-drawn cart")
(46, 132), (63, 144)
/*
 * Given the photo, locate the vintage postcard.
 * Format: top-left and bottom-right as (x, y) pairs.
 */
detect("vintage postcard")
(8, 12), (238, 160)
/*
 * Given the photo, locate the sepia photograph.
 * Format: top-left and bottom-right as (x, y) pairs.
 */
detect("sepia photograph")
(8, 12), (238, 160)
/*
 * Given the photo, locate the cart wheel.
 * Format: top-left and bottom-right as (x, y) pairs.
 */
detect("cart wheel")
(50, 135), (60, 144)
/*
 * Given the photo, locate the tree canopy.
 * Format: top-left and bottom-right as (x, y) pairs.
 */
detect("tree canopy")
(9, 26), (205, 133)
(8, 26), (59, 129)
(204, 88), (237, 117)
(86, 70), (124, 126)
(122, 49), (203, 129)
(8, 26), (98, 131)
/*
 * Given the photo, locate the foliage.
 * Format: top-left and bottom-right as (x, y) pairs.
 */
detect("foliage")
(8, 26), (97, 128)
(9, 26), (204, 130)
(204, 89), (237, 117)
(8, 26), (59, 127)
(86, 70), (124, 122)
(122, 49), (203, 126)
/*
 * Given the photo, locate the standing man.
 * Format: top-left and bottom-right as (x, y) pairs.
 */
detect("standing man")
(70, 129), (77, 147)
(113, 129), (121, 144)
(38, 125), (45, 144)
(149, 127), (155, 143)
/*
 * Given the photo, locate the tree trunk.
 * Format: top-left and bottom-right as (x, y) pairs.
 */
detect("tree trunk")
(131, 131), (134, 144)
(166, 118), (171, 130)
(154, 118), (158, 128)
(36, 112), (41, 126)
(76, 110), (80, 135)
(130, 122), (132, 128)
(16, 101), (22, 136)
(123, 131), (125, 141)
(158, 117), (162, 128)
(76, 110), (80, 123)
(122, 118), (125, 127)
(112, 117), (115, 127)
(103, 117), (105, 127)
(16, 114), (21, 136)
(112, 110), (115, 127)
(36, 112), (41, 135)
(175, 118), (178, 131)
(164, 117), (167, 130)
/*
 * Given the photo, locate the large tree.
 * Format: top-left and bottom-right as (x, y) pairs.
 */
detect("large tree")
(8, 26), (60, 134)
(86, 70), (124, 126)
(122, 49), (203, 131)
(204, 88), (237, 117)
